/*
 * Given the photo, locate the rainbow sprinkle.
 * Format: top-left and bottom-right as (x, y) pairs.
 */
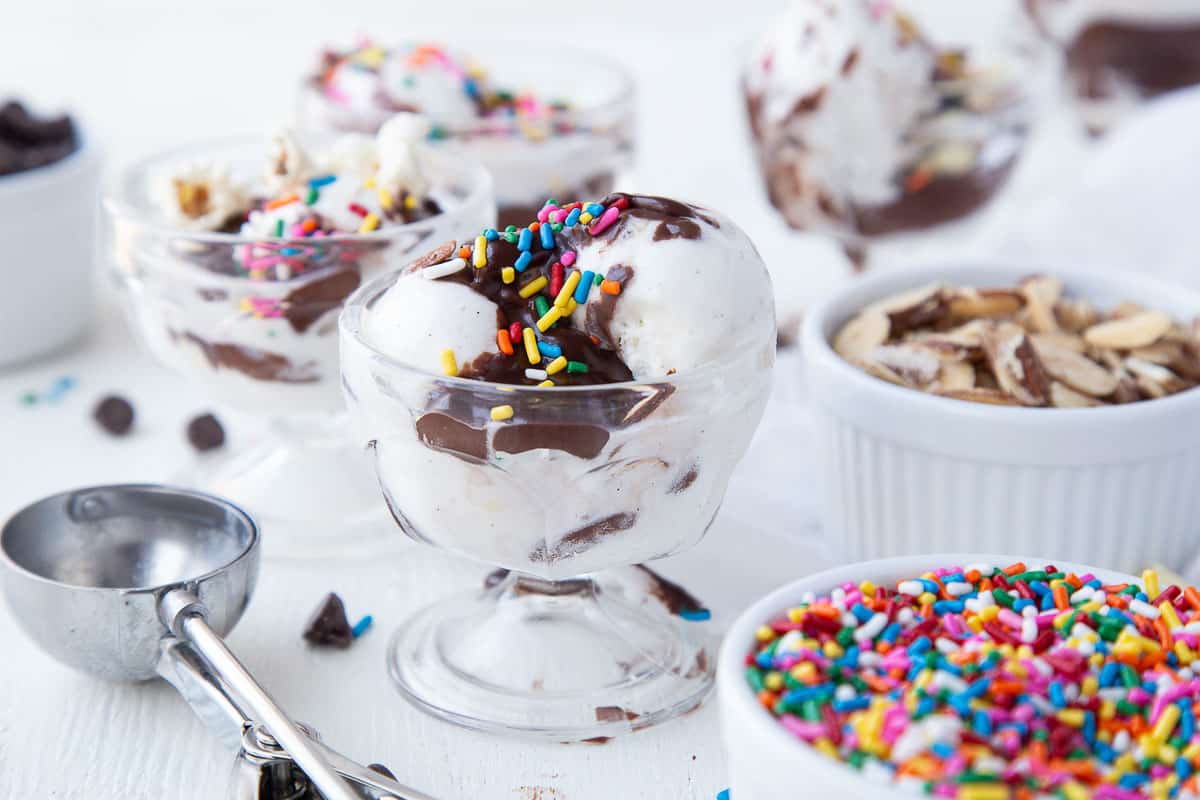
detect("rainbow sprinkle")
(435, 197), (628, 388)
(746, 563), (1200, 799)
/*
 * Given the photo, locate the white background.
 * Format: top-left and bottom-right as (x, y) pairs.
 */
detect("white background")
(3, 1), (1198, 798)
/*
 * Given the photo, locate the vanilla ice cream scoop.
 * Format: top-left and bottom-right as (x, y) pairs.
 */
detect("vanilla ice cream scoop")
(361, 193), (775, 383)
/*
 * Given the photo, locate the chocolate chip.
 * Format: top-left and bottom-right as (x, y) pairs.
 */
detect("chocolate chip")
(303, 593), (354, 648)
(93, 395), (134, 436)
(186, 413), (225, 451)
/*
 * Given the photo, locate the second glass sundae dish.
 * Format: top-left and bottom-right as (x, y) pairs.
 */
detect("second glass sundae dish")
(103, 116), (494, 548)
(341, 193), (776, 738)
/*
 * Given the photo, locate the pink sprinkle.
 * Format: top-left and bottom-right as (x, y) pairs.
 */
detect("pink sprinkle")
(779, 715), (826, 742)
(551, 209), (567, 224)
(537, 205), (557, 223)
(248, 256), (283, 270)
(588, 206), (621, 236)
(997, 609), (1024, 629)
(561, 251), (577, 267)
(1127, 686), (1152, 705)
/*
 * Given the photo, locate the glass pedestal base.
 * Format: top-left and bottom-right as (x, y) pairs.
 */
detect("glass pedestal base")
(388, 568), (714, 740)
(180, 415), (388, 559)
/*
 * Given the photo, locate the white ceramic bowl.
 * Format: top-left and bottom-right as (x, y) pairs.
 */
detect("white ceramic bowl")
(802, 263), (1200, 573)
(0, 138), (100, 367)
(716, 553), (1139, 800)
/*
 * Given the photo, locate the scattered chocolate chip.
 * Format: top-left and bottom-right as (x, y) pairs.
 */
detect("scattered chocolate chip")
(186, 413), (225, 451)
(303, 593), (354, 648)
(93, 395), (134, 436)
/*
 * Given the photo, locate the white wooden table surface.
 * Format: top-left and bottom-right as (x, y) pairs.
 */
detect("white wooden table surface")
(3, 0), (1190, 796)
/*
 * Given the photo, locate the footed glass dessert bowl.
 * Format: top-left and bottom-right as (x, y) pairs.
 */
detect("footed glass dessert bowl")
(103, 132), (494, 554)
(340, 193), (775, 739)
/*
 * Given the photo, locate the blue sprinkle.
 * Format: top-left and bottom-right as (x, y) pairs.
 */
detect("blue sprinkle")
(973, 710), (992, 736)
(1040, 593), (1056, 611)
(1048, 681), (1066, 708)
(679, 609), (711, 622)
(308, 175), (336, 188)
(879, 623), (902, 644)
(931, 742), (955, 760)
(351, 615), (373, 638)
(1179, 758), (1193, 779)
(851, 603), (874, 623)
(540, 223), (555, 250)
(537, 342), (563, 359)
(1119, 774), (1148, 790)
(1083, 710), (1096, 745)
(837, 646), (860, 670)
(965, 678), (991, 699)
(1180, 701), (1195, 740)
(574, 271), (595, 304)
(717, 790), (731, 800)
(932, 600), (964, 614)
(1094, 741), (1116, 763)
(514, 252), (533, 272)
(755, 651), (773, 669)
(279, 247), (301, 256)
(908, 637), (932, 657)
(518, 228), (532, 252)
(947, 695), (971, 716)
(586, 202), (604, 216)
(484, 228), (499, 241)
(832, 697), (870, 713)
(565, 208), (581, 227)
(1012, 598), (1034, 613)
(1100, 661), (1120, 687)
(919, 579), (940, 594)
(463, 78), (480, 99)
(915, 696), (936, 717)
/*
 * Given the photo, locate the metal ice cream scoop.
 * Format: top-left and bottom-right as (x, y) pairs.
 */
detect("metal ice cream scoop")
(0, 484), (435, 800)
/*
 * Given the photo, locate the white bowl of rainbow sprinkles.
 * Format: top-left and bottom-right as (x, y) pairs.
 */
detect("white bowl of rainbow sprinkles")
(718, 554), (1200, 800)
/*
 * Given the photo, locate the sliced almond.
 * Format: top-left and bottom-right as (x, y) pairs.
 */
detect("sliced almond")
(857, 358), (907, 387)
(983, 322), (1051, 406)
(1050, 381), (1102, 408)
(935, 387), (1022, 406)
(865, 284), (949, 337)
(1084, 311), (1172, 350)
(1031, 338), (1119, 397)
(908, 319), (991, 358)
(1124, 357), (1189, 395)
(1032, 331), (1087, 354)
(1110, 301), (1148, 320)
(868, 344), (942, 387)
(833, 311), (889, 362)
(947, 288), (1024, 320)
(1055, 299), (1098, 333)
(936, 359), (976, 391)
(1020, 275), (1062, 333)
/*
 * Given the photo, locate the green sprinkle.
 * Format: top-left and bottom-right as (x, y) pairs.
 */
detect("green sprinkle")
(745, 667), (764, 692)
(534, 296), (550, 318)
(836, 627), (855, 647)
(305, 187), (319, 205)
(19, 392), (37, 405)
(274, 219), (284, 237)
(566, 361), (588, 374)
(505, 225), (517, 233)
(551, 222), (563, 232)
(594, 273), (603, 286)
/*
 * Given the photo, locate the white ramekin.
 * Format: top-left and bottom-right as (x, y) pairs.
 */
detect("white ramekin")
(717, 553), (1138, 800)
(0, 138), (100, 367)
(802, 263), (1200, 574)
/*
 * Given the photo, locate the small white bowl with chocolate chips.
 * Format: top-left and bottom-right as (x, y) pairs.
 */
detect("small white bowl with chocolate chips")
(802, 263), (1200, 573)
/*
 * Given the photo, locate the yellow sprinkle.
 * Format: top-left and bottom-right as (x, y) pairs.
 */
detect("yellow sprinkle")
(473, 236), (488, 268)
(1057, 709), (1085, 727)
(957, 784), (1010, 800)
(967, 618), (983, 633)
(489, 405), (514, 422)
(358, 212), (381, 233)
(579, 211), (594, 225)
(363, 176), (377, 189)
(1161, 601), (1183, 630)
(914, 669), (933, 692)
(538, 380), (554, 388)
(523, 327), (540, 365)
(440, 349), (457, 377)
(1182, 741), (1200, 761)
(563, 298), (578, 317)
(501, 267), (515, 285)
(1176, 640), (1195, 665)
(790, 662), (817, 683)
(812, 738), (838, 760)
(1061, 782), (1089, 800)
(545, 356), (568, 375)
(859, 580), (877, 596)
(787, 608), (806, 623)
(536, 307), (563, 332)
(917, 592), (936, 606)
(1160, 743), (1180, 764)
(979, 606), (1000, 622)
(404, 194), (418, 210)
(755, 625), (774, 642)
(822, 641), (843, 659)
(1100, 700), (1116, 721)
(555, 271), (582, 308)
(1143, 569), (1161, 600)
(1081, 676), (1099, 697)
(1153, 703), (1181, 743)
(377, 188), (393, 210)
(763, 672), (785, 692)
(519, 276), (548, 299)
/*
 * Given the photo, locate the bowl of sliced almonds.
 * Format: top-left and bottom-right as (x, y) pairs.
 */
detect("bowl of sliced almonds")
(802, 263), (1200, 572)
